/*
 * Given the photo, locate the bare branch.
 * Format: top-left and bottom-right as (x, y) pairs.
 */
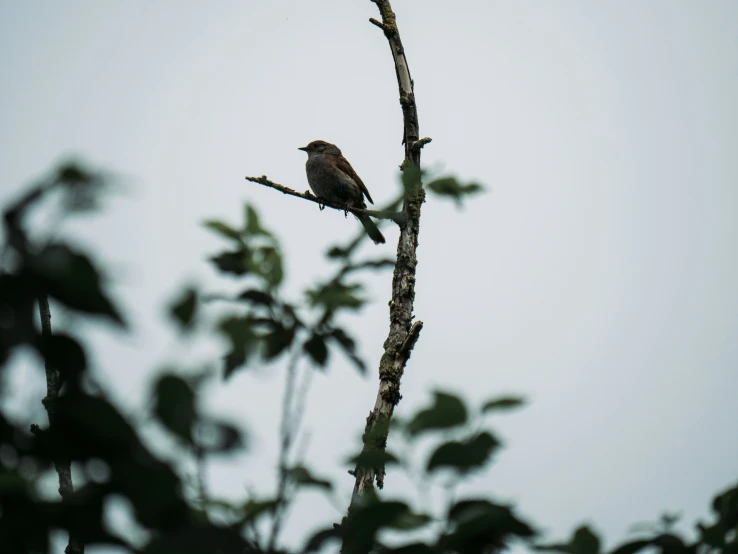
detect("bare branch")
(245, 175), (406, 225)
(348, 0), (425, 512)
(37, 294), (84, 554)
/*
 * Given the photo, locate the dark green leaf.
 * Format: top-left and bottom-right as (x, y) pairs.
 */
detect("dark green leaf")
(256, 245), (283, 288)
(307, 281), (365, 313)
(426, 176), (484, 206)
(262, 322), (295, 360)
(401, 165), (424, 194)
(427, 432), (500, 473)
(388, 511), (432, 531)
(219, 317), (258, 378)
(329, 328), (366, 374)
(237, 289), (275, 307)
(386, 544), (435, 554)
(481, 396), (526, 413)
(348, 449), (399, 470)
(304, 528), (342, 553)
(169, 287), (198, 331)
(444, 500), (536, 552)
(288, 466), (332, 490)
(304, 333), (329, 366)
(203, 219), (242, 242)
(712, 484), (738, 529)
(609, 540), (653, 554)
(154, 375), (197, 443)
(536, 526), (600, 554)
(244, 204), (269, 236)
(241, 498), (279, 524)
(209, 249), (248, 276)
(408, 391), (468, 437)
(343, 501), (411, 554)
(41, 333), (87, 380)
(28, 244), (124, 325)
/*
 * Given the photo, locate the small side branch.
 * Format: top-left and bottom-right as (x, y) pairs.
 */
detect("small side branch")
(245, 175), (406, 225)
(369, 18), (387, 32)
(410, 137), (432, 152)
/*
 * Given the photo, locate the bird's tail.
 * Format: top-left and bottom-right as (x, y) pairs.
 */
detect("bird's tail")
(358, 214), (386, 244)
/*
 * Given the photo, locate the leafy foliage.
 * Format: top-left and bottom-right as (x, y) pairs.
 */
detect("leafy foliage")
(1, 161), (735, 554)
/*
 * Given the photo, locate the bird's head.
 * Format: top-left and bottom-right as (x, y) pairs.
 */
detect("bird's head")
(298, 140), (342, 157)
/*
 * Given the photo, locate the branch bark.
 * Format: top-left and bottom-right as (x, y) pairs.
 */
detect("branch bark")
(37, 294), (84, 554)
(348, 0), (425, 511)
(245, 175), (407, 225)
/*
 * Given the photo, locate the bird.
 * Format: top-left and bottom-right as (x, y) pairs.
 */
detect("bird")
(298, 140), (386, 244)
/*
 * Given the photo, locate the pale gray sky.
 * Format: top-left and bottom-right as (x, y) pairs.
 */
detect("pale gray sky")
(2, 1), (738, 552)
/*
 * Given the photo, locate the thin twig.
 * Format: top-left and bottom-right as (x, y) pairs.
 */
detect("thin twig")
(37, 294), (84, 554)
(267, 346), (301, 552)
(245, 175), (407, 225)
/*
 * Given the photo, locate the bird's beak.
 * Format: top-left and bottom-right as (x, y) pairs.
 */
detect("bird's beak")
(298, 146), (308, 152)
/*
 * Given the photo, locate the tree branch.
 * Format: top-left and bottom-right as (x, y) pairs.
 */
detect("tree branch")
(348, 0), (426, 512)
(37, 294), (84, 554)
(245, 175), (407, 225)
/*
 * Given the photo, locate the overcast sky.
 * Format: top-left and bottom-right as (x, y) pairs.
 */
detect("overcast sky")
(2, 1), (738, 552)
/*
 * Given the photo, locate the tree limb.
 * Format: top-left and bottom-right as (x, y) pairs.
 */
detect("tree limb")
(245, 175), (407, 225)
(348, 0), (426, 512)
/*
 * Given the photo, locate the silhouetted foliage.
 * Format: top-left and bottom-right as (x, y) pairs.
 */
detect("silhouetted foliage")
(1, 162), (736, 554)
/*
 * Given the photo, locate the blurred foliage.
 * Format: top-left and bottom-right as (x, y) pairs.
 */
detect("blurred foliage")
(0, 161), (736, 554)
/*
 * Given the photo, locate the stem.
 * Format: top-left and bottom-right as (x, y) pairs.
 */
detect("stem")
(37, 294), (84, 554)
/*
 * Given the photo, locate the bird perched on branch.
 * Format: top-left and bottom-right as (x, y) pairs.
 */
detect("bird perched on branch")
(298, 140), (386, 244)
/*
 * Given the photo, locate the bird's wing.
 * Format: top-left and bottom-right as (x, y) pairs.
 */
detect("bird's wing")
(334, 155), (374, 204)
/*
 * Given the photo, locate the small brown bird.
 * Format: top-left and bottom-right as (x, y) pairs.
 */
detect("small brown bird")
(298, 140), (386, 244)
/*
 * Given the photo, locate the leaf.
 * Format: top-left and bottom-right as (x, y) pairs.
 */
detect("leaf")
(304, 528), (342, 553)
(237, 289), (275, 307)
(712, 483), (738, 529)
(195, 418), (244, 454)
(348, 449), (399, 470)
(388, 511), (432, 531)
(203, 219), (242, 242)
(401, 165), (424, 194)
(169, 287), (198, 331)
(328, 327), (366, 374)
(304, 333), (329, 366)
(244, 204), (269, 236)
(209, 249), (248, 276)
(609, 540), (653, 554)
(536, 526), (600, 554)
(255, 245), (283, 288)
(262, 322), (295, 360)
(481, 396), (526, 413)
(307, 281), (365, 313)
(426, 176), (484, 206)
(41, 333), (87, 380)
(219, 317), (258, 378)
(427, 432), (500, 473)
(444, 500), (536, 552)
(408, 391), (468, 437)
(342, 501), (411, 554)
(28, 244), (124, 325)
(288, 466), (332, 490)
(241, 498), (279, 524)
(154, 374), (197, 443)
